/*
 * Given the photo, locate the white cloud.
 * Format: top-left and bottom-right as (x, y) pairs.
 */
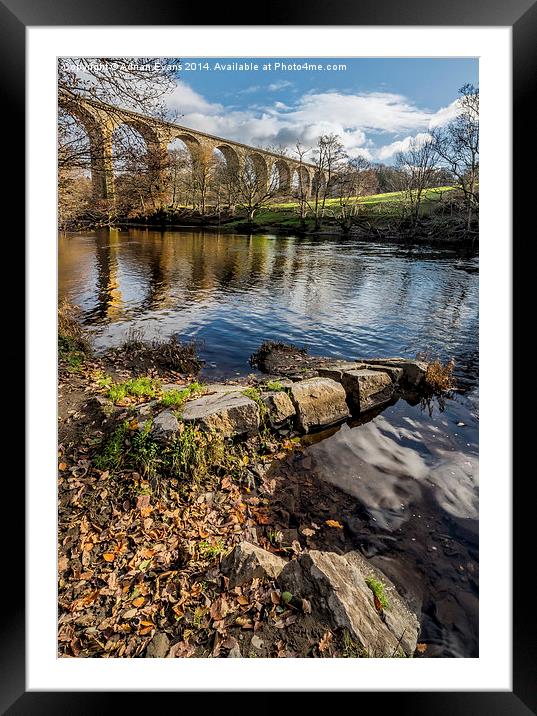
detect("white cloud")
(238, 85), (261, 94)
(292, 91), (432, 133)
(377, 132), (433, 161)
(166, 81), (223, 116)
(164, 83), (458, 162)
(267, 80), (293, 92)
(428, 98), (462, 129)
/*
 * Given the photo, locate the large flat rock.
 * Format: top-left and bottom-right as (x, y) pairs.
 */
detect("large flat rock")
(360, 358), (428, 387)
(341, 368), (394, 413)
(289, 377), (350, 433)
(182, 392), (259, 438)
(318, 362), (367, 381)
(278, 550), (420, 657)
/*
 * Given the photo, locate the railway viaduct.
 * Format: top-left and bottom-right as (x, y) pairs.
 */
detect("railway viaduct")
(59, 90), (321, 202)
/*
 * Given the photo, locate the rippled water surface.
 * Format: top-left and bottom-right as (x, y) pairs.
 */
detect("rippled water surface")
(59, 228), (478, 656)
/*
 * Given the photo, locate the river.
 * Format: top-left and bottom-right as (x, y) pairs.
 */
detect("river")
(59, 227), (479, 657)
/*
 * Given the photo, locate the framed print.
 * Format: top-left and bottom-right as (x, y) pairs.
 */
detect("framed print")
(4, 0), (530, 709)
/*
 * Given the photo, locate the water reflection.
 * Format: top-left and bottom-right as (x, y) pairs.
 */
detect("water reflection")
(296, 394), (479, 656)
(58, 228), (479, 656)
(59, 229), (478, 383)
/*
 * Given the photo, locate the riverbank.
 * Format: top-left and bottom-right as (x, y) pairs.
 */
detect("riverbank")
(112, 215), (477, 247)
(65, 187), (478, 247)
(58, 308), (455, 658)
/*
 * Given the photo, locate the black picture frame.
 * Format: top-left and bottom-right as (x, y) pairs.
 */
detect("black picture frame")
(5, 0), (529, 711)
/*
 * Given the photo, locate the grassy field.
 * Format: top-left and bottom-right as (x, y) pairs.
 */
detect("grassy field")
(272, 186), (456, 211)
(241, 186), (458, 228)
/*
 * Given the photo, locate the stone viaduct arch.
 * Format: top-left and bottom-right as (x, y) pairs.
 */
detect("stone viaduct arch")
(59, 91), (320, 203)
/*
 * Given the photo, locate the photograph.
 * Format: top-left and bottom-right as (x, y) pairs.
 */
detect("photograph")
(57, 56), (479, 660)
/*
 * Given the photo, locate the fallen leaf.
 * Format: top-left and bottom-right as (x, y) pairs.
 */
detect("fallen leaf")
(168, 640), (195, 658)
(236, 595), (249, 606)
(122, 609), (137, 619)
(58, 463), (67, 471)
(373, 593), (383, 613)
(235, 616), (253, 629)
(325, 519), (343, 529)
(103, 553), (115, 562)
(318, 631), (333, 653)
(301, 599), (312, 614)
(136, 494), (151, 510)
(132, 597), (145, 608)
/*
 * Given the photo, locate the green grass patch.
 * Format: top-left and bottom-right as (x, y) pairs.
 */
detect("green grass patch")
(93, 417), (240, 490)
(198, 539), (225, 560)
(160, 381), (203, 408)
(58, 334), (86, 372)
(94, 421), (130, 472)
(107, 376), (160, 404)
(265, 380), (285, 392)
(365, 577), (389, 610)
(341, 630), (368, 658)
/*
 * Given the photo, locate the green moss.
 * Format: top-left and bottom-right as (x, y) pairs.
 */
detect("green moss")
(365, 577), (389, 610)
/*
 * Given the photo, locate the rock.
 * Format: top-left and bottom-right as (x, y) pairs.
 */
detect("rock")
(340, 369), (393, 413)
(151, 409), (180, 441)
(161, 383), (185, 392)
(361, 364), (404, 383)
(317, 362), (367, 381)
(360, 358), (428, 387)
(278, 550), (419, 657)
(227, 643), (242, 658)
(182, 393), (259, 438)
(263, 377), (294, 389)
(145, 632), (170, 658)
(201, 383), (245, 395)
(289, 377), (350, 433)
(136, 399), (159, 417)
(250, 635), (265, 650)
(88, 395), (119, 423)
(221, 542), (286, 588)
(251, 343), (310, 375)
(262, 391), (296, 427)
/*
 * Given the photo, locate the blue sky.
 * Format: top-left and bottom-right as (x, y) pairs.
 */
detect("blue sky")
(163, 57), (478, 163)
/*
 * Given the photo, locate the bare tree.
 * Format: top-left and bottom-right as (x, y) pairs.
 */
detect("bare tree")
(234, 156), (281, 223)
(309, 134), (346, 230)
(212, 159), (240, 214)
(433, 83), (479, 231)
(329, 156), (372, 233)
(395, 135), (440, 227)
(292, 142), (312, 227)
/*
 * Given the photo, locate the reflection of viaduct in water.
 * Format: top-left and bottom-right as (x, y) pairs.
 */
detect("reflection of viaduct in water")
(59, 90), (321, 201)
(93, 230), (124, 320)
